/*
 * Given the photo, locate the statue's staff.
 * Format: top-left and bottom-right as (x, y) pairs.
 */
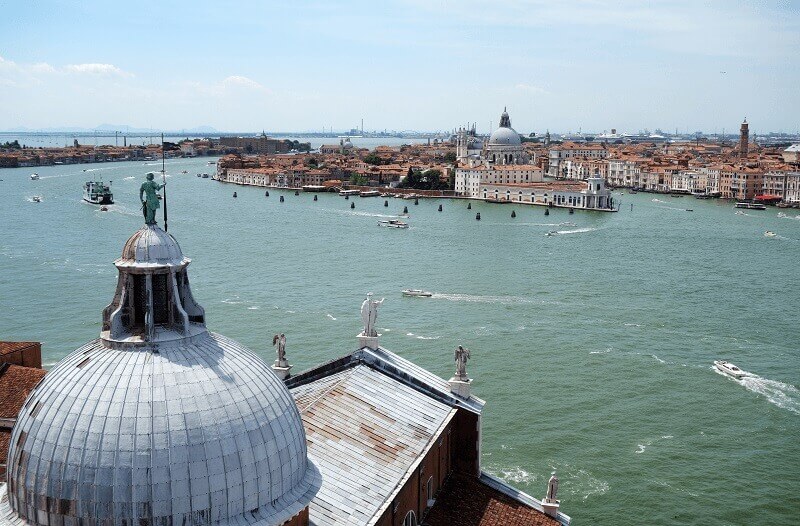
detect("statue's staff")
(161, 133), (168, 232)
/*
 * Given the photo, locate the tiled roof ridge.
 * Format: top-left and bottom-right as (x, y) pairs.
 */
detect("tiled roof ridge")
(286, 347), (484, 415)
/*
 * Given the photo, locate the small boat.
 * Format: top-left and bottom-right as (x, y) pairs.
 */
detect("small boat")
(735, 202), (766, 210)
(31, 195), (42, 203)
(30, 173), (40, 180)
(207, 160), (215, 165)
(545, 230), (557, 236)
(378, 219), (409, 229)
(339, 189), (360, 196)
(181, 170), (188, 174)
(714, 360), (747, 379)
(694, 193), (712, 199)
(201, 173), (209, 178)
(685, 209), (693, 212)
(100, 206), (109, 211)
(402, 289), (433, 297)
(83, 180), (114, 204)
(359, 190), (381, 197)
(764, 231), (777, 238)
(196, 173), (201, 177)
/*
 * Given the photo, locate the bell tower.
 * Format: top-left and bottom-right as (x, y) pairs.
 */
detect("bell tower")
(739, 118), (749, 158)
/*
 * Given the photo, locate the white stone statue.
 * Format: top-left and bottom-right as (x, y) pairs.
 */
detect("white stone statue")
(360, 293), (384, 337)
(272, 333), (287, 365)
(545, 471), (559, 503)
(454, 345), (470, 379)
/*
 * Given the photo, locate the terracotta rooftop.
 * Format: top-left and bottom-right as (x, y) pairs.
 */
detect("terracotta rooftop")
(0, 341), (38, 358)
(0, 363), (46, 419)
(425, 472), (562, 526)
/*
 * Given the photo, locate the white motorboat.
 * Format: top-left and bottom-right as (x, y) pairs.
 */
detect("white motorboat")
(378, 219), (409, 229)
(714, 360), (747, 379)
(545, 230), (557, 236)
(339, 189), (360, 196)
(402, 289), (432, 297)
(764, 231), (777, 238)
(31, 195), (42, 202)
(30, 173), (40, 180)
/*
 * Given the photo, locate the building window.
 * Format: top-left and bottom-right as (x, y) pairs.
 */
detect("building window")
(403, 511), (417, 526)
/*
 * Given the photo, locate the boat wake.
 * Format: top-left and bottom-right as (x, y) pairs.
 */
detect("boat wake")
(777, 212), (800, 221)
(713, 367), (800, 415)
(430, 293), (532, 305)
(327, 209), (399, 219)
(326, 313), (337, 320)
(555, 227), (598, 235)
(405, 332), (440, 340)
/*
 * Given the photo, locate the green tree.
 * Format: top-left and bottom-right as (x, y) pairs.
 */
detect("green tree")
(349, 173), (368, 186)
(363, 153), (382, 165)
(444, 151), (457, 163)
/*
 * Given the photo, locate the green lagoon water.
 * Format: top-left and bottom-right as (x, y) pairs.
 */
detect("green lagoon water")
(2, 158), (799, 525)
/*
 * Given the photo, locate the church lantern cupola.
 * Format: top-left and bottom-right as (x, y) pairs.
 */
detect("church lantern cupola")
(101, 224), (206, 345)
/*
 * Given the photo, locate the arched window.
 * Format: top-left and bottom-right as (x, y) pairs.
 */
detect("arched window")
(403, 510), (417, 526)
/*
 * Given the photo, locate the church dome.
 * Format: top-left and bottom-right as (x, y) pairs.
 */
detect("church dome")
(488, 126), (522, 146)
(118, 224), (188, 269)
(487, 107), (522, 146)
(1, 219), (319, 525)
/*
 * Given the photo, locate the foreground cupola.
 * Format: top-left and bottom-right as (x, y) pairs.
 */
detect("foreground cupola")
(1, 215), (319, 524)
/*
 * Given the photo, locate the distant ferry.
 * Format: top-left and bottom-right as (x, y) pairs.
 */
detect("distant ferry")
(339, 189), (360, 196)
(359, 190), (381, 197)
(83, 180), (114, 205)
(735, 202), (766, 210)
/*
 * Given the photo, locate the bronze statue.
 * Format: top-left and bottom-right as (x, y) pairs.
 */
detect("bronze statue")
(140, 172), (165, 224)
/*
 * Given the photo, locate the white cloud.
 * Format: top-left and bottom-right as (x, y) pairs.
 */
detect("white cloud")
(221, 75), (267, 90)
(64, 63), (132, 77)
(29, 62), (56, 74)
(515, 83), (549, 95)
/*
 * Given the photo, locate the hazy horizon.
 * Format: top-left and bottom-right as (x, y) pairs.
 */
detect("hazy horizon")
(2, 1), (799, 135)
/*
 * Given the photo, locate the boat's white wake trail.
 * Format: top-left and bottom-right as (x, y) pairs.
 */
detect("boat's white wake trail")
(431, 293), (532, 305)
(715, 367), (800, 415)
(326, 209), (399, 219)
(777, 212), (800, 221)
(556, 227), (598, 235)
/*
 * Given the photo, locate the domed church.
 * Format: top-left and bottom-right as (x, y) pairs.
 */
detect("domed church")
(1, 224), (320, 525)
(483, 108), (530, 165)
(1, 207), (570, 526)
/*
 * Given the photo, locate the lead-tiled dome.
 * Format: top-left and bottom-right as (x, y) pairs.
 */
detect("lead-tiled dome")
(1, 221), (319, 525)
(118, 224), (188, 269)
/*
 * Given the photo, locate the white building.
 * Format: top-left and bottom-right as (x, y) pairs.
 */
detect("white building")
(671, 171), (704, 194)
(607, 159), (642, 187)
(455, 164), (544, 198)
(480, 173), (615, 211)
(547, 144), (608, 177)
(785, 172), (800, 203)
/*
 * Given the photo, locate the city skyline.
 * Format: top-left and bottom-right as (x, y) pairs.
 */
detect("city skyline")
(1, 1), (799, 133)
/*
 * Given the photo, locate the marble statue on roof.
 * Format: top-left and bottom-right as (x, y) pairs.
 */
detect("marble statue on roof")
(360, 292), (384, 337)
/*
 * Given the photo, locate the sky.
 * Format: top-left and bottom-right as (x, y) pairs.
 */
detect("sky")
(1, 0), (798, 134)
